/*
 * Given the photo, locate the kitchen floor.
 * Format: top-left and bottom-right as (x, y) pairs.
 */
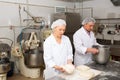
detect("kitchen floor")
(8, 74), (44, 80)
(7, 68), (44, 80)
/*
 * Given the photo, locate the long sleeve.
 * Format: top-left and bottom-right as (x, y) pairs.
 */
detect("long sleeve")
(43, 41), (56, 68)
(73, 32), (87, 55)
(73, 27), (97, 65)
(66, 38), (73, 61)
(44, 35), (73, 68)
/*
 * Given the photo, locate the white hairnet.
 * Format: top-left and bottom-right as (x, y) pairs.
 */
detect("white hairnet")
(51, 19), (66, 29)
(82, 17), (96, 25)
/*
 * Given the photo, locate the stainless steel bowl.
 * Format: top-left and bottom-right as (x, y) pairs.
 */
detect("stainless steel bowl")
(24, 48), (44, 68)
(92, 45), (110, 65)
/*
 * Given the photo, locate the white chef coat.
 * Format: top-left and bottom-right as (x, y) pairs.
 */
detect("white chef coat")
(43, 34), (73, 69)
(73, 27), (98, 66)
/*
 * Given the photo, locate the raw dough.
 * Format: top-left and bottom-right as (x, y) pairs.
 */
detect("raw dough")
(76, 65), (90, 71)
(79, 70), (95, 79)
(61, 64), (75, 74)
(76, 65), (95, 79)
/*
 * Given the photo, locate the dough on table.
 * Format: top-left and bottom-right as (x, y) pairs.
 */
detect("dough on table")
(76, 65), (95, 79)
(61, 64), (75, 74)
(79, 70), (95, 79)
(76, 65), (90, 71)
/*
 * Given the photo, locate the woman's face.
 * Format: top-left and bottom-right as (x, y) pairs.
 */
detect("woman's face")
(53, 25), (66, 38)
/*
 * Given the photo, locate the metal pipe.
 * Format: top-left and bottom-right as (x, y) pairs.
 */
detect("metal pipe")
(13, 26), (16, 47)
(96, 18), (120, 20)
(81, 0), (83, 19)
(0, 26), (25, 28)
(75, 7), (93, 10)
(96, 22), (120, 24)
(26, 0), (29, 20)
(0, 1), (74, 10)
(0, 1), (54, 8)
(91, 7), (93, 17)
(76, 7), (93, 18)
(18, 4), (22, 26)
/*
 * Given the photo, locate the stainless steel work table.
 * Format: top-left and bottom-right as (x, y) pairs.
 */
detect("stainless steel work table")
(87, 60), (120, 80)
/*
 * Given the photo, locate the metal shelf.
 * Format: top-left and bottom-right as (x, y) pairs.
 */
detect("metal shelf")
(95, 18), (120, 20)
(95, 18), (120, 24)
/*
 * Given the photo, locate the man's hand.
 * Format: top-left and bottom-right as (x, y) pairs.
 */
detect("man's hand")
(87, 48), (99, 54)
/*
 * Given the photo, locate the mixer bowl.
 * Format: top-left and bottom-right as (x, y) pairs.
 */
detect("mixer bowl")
(92, 45), (110, 65)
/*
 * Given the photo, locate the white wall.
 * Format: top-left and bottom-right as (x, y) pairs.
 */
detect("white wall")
(0, 0), (74, 26)
(75, 0), (120, 19)
(0, 0), (74, 45)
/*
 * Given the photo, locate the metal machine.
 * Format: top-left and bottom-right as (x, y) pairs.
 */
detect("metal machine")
(18, 27), (44, 68)
(11, 26), (44, 78)
(11, 7), (52, 78)
(0, 38), (13, 80)
(23, 7), (46, 28)
(11, 23), (51, 79)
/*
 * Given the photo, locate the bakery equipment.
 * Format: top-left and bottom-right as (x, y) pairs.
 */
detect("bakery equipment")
(17, 26), (45, 68)
(11, 26), (45, 78)
(23, 7), (45, 29)
(92, 45), (110, 65)
(0, 38), (13, 80)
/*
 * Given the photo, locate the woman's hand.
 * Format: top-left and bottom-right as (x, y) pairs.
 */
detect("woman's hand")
(61, 64), (75, 74)
(53, 65), (65, 72)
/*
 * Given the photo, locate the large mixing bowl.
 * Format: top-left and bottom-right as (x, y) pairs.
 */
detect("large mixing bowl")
(92, 45), (110, 65)
(24, 48), (44, 68)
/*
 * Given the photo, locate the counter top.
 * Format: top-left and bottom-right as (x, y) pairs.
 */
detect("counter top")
(87, 60), (120, 80)
(47, 60), (120, 80)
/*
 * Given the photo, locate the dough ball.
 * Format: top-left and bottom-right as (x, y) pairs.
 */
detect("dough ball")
(61, 64), (75, 74)
(76, 65), (90, 71)
(79, 70), (95, 79)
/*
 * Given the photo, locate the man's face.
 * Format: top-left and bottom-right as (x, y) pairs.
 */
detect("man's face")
(84, 22), (95, 32)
